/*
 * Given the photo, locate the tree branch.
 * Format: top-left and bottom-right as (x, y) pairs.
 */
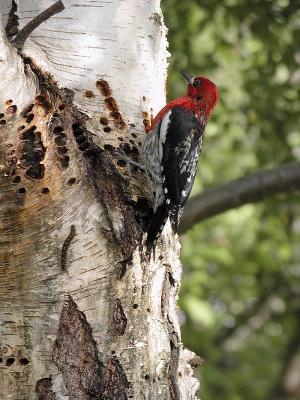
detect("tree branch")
(179, 162), (300, 234)
(12, 1), (64, 50)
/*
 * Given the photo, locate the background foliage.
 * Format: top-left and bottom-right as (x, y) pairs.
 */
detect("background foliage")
(162, 0), (300, 399)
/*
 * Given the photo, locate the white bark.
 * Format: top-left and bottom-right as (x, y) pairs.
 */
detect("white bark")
(0, 1), (200, 399)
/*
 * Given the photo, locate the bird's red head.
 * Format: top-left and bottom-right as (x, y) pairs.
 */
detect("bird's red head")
(180, 71), (218, 118)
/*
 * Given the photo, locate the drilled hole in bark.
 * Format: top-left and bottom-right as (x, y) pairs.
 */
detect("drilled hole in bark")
(129, 140), (136, 145)
(73, 129), (84, 138)
(19, 358), (29, 365)
(17, 187), (26, 194)
(119, 142), (131, 155)
(144, 374), (150, 380)
(41, 187), (49, 194)
(132, 304), (138, 309)
(26, 164), (45, 180)
(138, 142), (142, 146)
(53, 112), (60, 117)
(55, 136), (67, 146)
(60, 156), (70, 168)
(57, 146), (68, 155)
(12, 176), (21, 183)
(118, 137), (124, 141)
(131, 133), (137, 138)
(103, 126), (111, 133)
(83, 149), (98, 158)
(75, 135), (86, 144)
(117, 160), (126, 167)
(54, 126), (64, 134)
(96, 79), (111, 97)
(6, 357), (15, 366)
(67, 177), (76, 185)
(22, 104), (34, 116)
(79, 142), (89, 151)
(0, 113), (4, 118)
(129, 123), (136, 127)
(26, 114), (34, 123)
(105, 97), (118, 112)
(18, 125), (25, 130)
(0, 358), (2, 363)
(0, 120), (7, 125)
(7, 105), (17, 114)
(58, 104), (65, 111)
(72, 122), (80, 129)
(85, 90), (94, 98)
(104, 144), (114, 152)
(6, 99), (13, 105)
(100, 117), (109, 125)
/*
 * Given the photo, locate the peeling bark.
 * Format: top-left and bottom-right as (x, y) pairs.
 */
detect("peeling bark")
(53, 296), (103, 399)
(0, 1), (200, 399)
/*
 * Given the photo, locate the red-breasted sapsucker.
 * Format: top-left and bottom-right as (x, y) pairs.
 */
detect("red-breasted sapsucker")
(143, 71), (218, 249)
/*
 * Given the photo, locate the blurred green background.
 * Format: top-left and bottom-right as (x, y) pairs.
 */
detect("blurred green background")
(162, 0), (300, 399)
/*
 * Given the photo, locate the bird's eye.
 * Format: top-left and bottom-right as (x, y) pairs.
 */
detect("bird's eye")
(193, 79), (201, 87)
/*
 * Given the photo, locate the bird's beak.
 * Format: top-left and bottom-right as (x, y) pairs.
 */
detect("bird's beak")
(180, 70), (193, 84)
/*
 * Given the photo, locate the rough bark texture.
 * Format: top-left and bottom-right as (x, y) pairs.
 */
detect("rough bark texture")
(0, 1), (199, 399)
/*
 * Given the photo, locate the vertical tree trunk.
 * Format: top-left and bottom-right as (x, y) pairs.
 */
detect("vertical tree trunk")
(0, 1), (200, 399)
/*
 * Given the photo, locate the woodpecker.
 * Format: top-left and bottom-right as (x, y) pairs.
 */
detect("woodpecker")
(143, 71), (218, 249)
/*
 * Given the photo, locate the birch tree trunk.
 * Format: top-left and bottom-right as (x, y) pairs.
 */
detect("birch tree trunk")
(0, 1), (200, 399)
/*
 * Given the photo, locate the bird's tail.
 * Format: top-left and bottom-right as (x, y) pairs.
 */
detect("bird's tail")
(145, 203), (168, 251)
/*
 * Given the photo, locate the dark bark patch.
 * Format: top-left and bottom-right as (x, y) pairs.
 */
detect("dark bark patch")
(53, 295), (103, 399)
(19, 127), (46, 179)
(113, 299), (127, 335)
(96, 80), (111, 97)
(35, 94), (52, 116)
(103, 97), (125, 129)
(20, 103), (34, 118)
(142, 111), (151, 132)
(17, 187), (26, 194)
(104, 97), (118, 113)
(36, 377), (56, 400)
(133, 198), (152, 232)
(100, 117), (109, 126)
(12, 176), (21, 183)
(88, 151), (143, 260)
(67, 177), (76, 185)
(102, 356), (129, 400)
(5, 0), (19, 39)
(168, 325), (180, 400)
(85, 90), (95, 98)
(110, 111), (125, 129)
(52, 126), (70, 168)
(6, 104), (17, 114)
(116, 260), (127, 280)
